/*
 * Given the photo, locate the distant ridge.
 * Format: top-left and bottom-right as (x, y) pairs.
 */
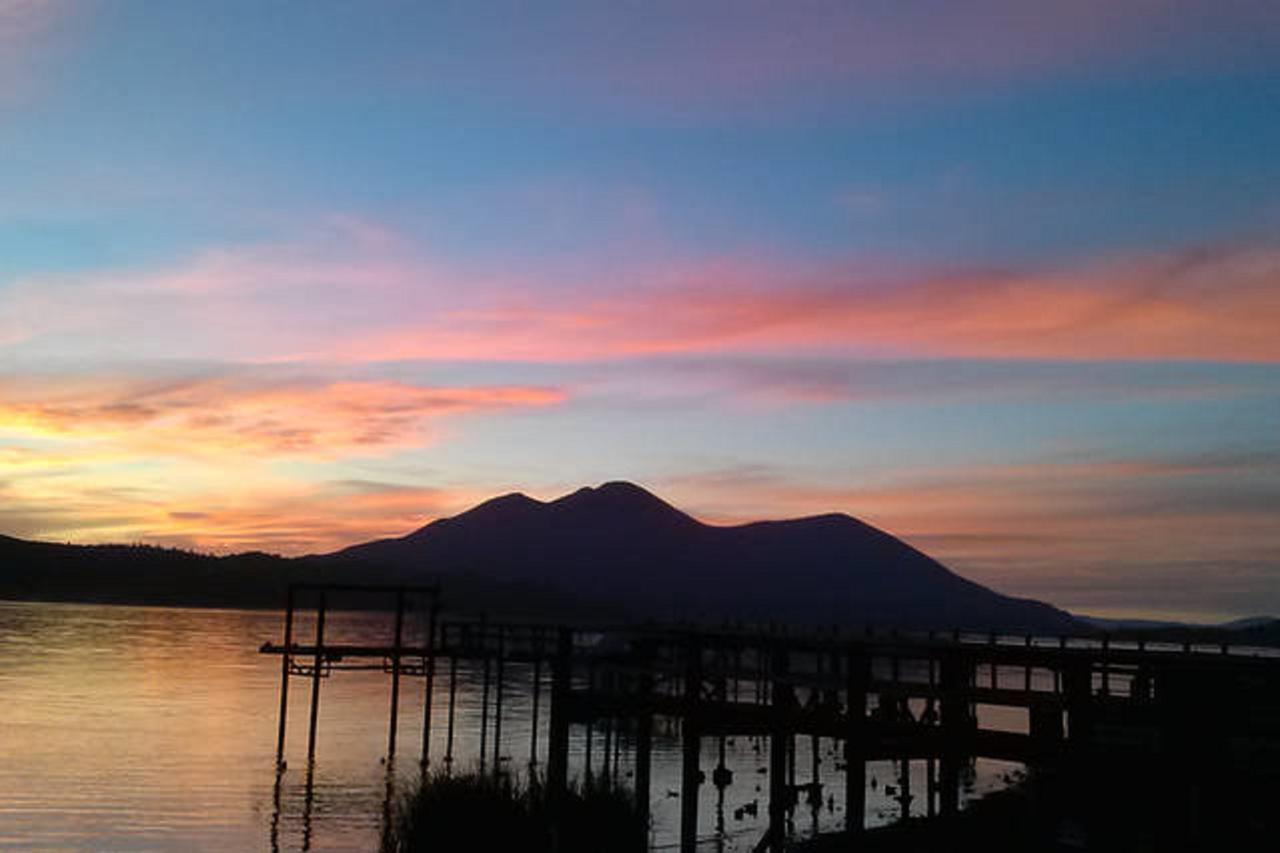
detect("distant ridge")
(329, 481), (1077, 632)
(0, 481), (1078, 631)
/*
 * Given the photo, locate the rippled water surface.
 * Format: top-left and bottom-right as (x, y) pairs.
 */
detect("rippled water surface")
(0, 600), (1025, 851)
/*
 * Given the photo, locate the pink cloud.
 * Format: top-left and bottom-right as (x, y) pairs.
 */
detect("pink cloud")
(6, 226), (1276, 368)
(401, 1), (1280, 115)
(331, 243), (1280, 364)
(0, 374), (566, 459)
(0, 471), (488, 555)
(0, 0), (73, 105)
(659, 454), (1280, 615)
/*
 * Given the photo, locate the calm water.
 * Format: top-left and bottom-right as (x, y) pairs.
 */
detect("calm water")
(0, 601), (1020, 851)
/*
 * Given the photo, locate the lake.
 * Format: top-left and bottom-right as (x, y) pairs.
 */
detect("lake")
(0, 600), (1020, 851)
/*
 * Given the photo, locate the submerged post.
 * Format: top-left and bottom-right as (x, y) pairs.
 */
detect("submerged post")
(939, 650), (966, 818)
(480, 642), (491, 775)
(547, 627), (573, 852)
(493, 625), (505, 777)
(681, 723), (701, 853)
(633, 639), (655, 853)
(635, 712), (653, 849)
(680, 639), (702, 853)
(388, 587), (405, 760)
(769, 644), (791, 853)
(421, 595), (438, 769)
(529, 640), (543, 770)
(306, 592), (327, 765)
(274, 585), (295, 766)
(602, 716), (613, 788)
(844, 645), (869, 836)
(445, 653), (458, 772)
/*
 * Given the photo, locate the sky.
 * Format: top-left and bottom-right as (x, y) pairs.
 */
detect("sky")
(2, 0), (1278, 621)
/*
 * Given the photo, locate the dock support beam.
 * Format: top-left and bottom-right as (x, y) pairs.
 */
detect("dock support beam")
(445, 654), (458, 772)
(547, 628), (573, 852)
(680, 639), (703, 853)
(493, 626), (505, 777)
(680, 722), (701, 853)
(845, 645), (869, 836)
(387, 587), (405, 761)
(633, 640), (656, 853)
(420, 598), (438, 769)
(306, 592), (327, 765)
(274, 586), (295, 766)
(547, 629), (572, 793)
(939, 652), (967, 818)
(769, 645), (791, 853)
(635, 713), (653, 852)
(480, 648), (491, 774)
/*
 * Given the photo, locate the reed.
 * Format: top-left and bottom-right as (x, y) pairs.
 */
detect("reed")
(382, 769), (645, 853)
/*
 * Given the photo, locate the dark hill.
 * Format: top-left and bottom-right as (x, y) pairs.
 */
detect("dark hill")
(329, 481), (1075, 632)
(0, 482), (1077, 631)
(0, 535), (297, 608)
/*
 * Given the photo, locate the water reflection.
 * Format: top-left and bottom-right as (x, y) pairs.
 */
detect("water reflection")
(0, 601), (1020, 851)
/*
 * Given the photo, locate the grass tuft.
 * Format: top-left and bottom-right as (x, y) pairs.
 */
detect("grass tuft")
(382, 769), (645, 853)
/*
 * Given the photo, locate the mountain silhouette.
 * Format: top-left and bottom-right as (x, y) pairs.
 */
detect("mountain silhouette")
(0, 483), (1078, 630)
(328, 481), (1075, 631)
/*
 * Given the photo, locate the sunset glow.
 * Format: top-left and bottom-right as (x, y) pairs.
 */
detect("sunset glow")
(2, 0), (1278, 620)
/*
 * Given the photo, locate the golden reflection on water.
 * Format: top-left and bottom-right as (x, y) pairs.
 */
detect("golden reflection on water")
(0, 601), (1022, 851)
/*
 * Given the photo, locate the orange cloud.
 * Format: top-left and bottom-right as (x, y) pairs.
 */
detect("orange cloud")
(0, 0), (71, 103)
(660, 453), (1280, 618)
(143, 481), (478, 555)
(0, 470), (486, 555)
(0, 375), (566, 459)
(330, 243), (1280, 364)
(8, 232), (1276, 367)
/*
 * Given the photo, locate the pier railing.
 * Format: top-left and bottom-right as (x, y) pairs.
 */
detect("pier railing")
(260, 584), (1280, 852)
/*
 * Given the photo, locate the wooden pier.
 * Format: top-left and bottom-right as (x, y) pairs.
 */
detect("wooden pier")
(261, 584), (1280, 851)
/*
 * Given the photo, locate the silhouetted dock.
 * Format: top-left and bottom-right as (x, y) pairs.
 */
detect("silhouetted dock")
(260, 584), (1280, 852)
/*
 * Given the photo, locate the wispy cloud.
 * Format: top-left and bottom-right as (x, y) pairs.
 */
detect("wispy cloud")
(398, 1), (1280, 115)
(661, 452), (1280, 618)
(9, 231), (1275, 366)
(0, 372), (566, 459)
(0, 470), (485, 555)
(331, 242), (1280, 364)
(623, 358), (1278, 408)
(0, 0), (72, 104)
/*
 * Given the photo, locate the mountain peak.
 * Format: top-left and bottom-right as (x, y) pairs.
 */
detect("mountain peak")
(549, 481), (694, 526)
(327, 480), (1077, 631)
(429, 490), (544, 529)
(554, 480), (658, 504)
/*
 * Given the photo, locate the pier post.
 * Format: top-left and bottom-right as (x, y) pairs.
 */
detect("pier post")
(274, 585), (295, 766)
(547, 627), (572, 801)
(635, 715), (653, 850)
(387, 587), (405, 760)
(938, 651), (967, 818)
(1063, 663), (1094, 743)
(602, 715), (613, 788)
(306, 591), (327, 765)
(681, 722), (701, 853)
(769, 644), (792, 852)
(897, 757), (911, 823)
(680, 639), (703, 853)
(927, 757), (937, 817)
(530, 639), (543, 770)
(493, 626), (505, 777)
(480, 643), (491, 774)
(844, 645), (869, 836)
(445, 653), (458, 772)
(420, 596), (438, 769)
(634, 640), (656, 853)
(613, 717), (623, 788)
